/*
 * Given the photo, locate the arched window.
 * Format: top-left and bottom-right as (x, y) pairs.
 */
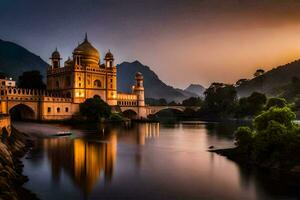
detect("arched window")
(94, 80), (101, 88)
(57, 107), (60, 113)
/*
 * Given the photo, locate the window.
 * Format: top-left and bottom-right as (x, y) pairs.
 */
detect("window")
(94, 80), (101, 88)
(110, 79), (113, 83)
(57, 107), (60, 113)
(79, 83), (81, 87)
(65, 107), (69, 112)
(2, 81), (5, 86)
(78, 77), (81, 81)
(48, 107), (51, 113)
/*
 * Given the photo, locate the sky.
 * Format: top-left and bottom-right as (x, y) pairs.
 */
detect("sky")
(2, 0), (300, 88)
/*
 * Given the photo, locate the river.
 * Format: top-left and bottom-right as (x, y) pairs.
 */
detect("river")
(13, 121), (299, 200)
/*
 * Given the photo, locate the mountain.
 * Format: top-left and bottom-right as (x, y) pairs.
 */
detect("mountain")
(0, 39), (48, 80)
(117, 61), (197, 102)
(184, 84), (205, 97)
(236, 59), (300, 97)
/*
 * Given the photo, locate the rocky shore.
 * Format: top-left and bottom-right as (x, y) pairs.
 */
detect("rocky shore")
(0, 127), (38, 200)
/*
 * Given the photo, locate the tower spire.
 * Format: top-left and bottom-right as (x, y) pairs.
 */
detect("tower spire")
(84, 33), (88, 42)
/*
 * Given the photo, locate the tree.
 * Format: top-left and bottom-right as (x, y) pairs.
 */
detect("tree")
(203, 83), (237, 116)
(265, 97), (287, 110)
(168, 101), (178, 106)
(145, 98), (167, 106)
(234, 126), (253, 152)
(235, 79), (248, 87)
(18, 70), (46, 89)
(79, 97), (111, 121)
(254, 69), (265, 77)
(253, 106), (295, 131)
(235, 106), (300, 165)
(235, 92), (266, 117)
(0, 72), (7, 79)
(182, 97), (203, 106)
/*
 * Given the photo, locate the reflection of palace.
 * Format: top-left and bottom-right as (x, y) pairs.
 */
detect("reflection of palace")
(119, 123), (160, 145)
(41, 123), (159, 195)
(137, 123), (160, 145)
(43, 133), (117, 195)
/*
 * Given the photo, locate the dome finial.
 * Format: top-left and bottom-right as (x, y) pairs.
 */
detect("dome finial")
(55, 47), (58, 51)
(84, 33), (88, 42)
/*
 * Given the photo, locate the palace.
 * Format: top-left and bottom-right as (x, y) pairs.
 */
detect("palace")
(0, 34), (147, 120)
(0, 35), (197, 123)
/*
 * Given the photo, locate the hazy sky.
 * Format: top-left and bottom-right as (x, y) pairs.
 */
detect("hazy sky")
(2, 0), (300, 88)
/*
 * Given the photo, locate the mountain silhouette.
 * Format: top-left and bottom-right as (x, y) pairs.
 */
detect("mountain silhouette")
(117, 61), (197, 102)
(0, 39), (48, 80)
(236, 59), (300, 97)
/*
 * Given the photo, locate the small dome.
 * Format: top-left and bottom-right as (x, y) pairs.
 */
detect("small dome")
(135, 72), (143, 79)
(73, 34), (100, 64)
(64, 57), (72, 65)
(51, 48), (60, 59)
(105, 50), (114, 60)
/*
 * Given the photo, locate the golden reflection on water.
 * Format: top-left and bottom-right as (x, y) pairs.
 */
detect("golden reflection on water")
(42, 123), (159, 195)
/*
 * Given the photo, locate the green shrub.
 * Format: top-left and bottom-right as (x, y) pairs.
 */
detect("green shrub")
(265, 97), (287, 110)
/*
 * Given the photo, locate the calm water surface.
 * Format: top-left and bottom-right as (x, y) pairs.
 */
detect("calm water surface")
(14, 121), (299, 200)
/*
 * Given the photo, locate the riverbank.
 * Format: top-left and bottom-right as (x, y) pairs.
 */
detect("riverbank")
(0, 127), (38, 200)
(210, 147), (300, 179)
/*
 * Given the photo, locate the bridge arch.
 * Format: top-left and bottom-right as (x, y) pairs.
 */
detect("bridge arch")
(149, 107), (185, 115)
(9, 103), (36, 121)
(122, 109), (138, 119)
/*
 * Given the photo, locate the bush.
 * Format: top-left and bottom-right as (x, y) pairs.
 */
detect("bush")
(265, 98), (287, 110)
(234, 126), (253, 152)
(253, 107), (295, 131)
(234, 106), (300, 166)
(109, 113), (124, 122)
(79, 97), (111, 122)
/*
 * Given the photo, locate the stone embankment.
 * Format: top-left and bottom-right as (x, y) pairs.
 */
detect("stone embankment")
(0, 115), (37, 200)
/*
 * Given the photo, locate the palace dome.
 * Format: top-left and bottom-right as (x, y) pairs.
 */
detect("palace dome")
(51, 48), (60, 59)
(73, 34), (100, 64)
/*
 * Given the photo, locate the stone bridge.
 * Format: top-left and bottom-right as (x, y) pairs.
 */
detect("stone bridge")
(120, 105), (200, 118)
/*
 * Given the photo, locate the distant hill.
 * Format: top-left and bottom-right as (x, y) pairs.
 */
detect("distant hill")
(236, 60), (300, 97)
(117, 61), (197, 102)
(184, 84), (205, 97)
(0, 39), (48, 80)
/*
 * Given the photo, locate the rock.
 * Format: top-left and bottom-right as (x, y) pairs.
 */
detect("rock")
(0, 127), (36, 200)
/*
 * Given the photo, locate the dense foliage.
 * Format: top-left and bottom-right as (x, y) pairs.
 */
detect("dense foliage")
(234, 105), (300, 168)
(203, 83), (237, 116)
(235, 92), (267, 117)
(18, 70), (46, 89)
(79, 97), (111, 121)
(182, 97), (203, 106)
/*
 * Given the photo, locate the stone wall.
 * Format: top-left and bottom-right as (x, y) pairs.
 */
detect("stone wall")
(0, 114), (11, 137)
